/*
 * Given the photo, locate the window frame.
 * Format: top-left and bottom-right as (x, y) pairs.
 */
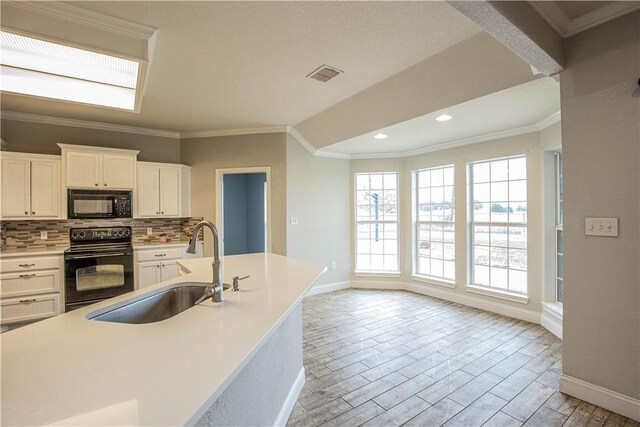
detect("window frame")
(468, 155), (528, 296)
(412, 164), (456, 284)
(555, 151), (563, 303)
(354, 172), (400, 275)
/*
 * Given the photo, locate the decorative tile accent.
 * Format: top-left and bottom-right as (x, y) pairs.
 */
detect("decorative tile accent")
(1, 217), (204, 251)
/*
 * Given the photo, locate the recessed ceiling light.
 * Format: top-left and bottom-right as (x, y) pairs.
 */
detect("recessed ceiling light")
(436, 114), (453, 122)
(374, 133), (388, 139)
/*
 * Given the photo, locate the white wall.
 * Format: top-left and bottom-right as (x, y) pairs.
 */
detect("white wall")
(350, 130), (553, 318)
(560, 11), (639, 401)
(286, 134), (350, 286)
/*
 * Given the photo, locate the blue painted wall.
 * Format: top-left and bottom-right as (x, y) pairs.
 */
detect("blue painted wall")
(223, 173), (266, 255)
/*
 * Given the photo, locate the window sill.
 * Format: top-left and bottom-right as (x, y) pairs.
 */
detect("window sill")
(465, 284), (529, 304)
(354, 271), (402, 278)
(412, 275), (456, 289)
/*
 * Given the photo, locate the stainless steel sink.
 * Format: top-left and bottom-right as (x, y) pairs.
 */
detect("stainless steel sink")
(90, 284), (228, 324)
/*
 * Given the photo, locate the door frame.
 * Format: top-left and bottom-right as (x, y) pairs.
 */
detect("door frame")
(215, 167), (272, 256)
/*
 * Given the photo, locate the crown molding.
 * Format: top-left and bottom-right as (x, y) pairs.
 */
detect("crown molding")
(566, 2), (640, 37)
(181, 126), (288, 139)
(4, 1), (157, 40)
(530, 1), (640, 37)
(286, 126), (318, 156)
(536, 110), (561, 130)
(1, 111), (181, 139)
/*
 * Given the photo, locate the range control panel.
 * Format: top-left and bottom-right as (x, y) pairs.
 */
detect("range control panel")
(70, 227), (132, 242)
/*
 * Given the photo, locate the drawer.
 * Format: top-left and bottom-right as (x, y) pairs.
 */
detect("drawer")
(136, 247), (184, 262)
(0, 270), (60, 298)
(0, 256), (62, 273)
(1, 294), (60, 325)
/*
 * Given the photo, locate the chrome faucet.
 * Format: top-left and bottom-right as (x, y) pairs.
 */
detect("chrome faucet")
(187, 220), (224, 304)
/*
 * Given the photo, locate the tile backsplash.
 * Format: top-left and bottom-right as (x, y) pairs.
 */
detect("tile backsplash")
(1, 217), (203, 251)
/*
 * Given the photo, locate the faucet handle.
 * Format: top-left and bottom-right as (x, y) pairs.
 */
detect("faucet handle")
(232, 275), (249, 291)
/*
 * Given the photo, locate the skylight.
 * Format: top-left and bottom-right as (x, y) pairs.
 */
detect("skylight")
(0, 31), (140, 110)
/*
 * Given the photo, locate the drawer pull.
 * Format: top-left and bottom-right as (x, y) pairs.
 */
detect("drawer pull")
(18, 264), (35, 268)
(154, 254), (167, 257)
(19, 298), (37, 304)
(19, 274), (36, 279)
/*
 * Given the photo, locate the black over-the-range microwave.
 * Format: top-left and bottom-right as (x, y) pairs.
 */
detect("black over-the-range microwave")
(67, 189), (132, 219)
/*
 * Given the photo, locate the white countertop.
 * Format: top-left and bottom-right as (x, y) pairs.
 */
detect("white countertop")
(0, 253), (325, 426)
(0, 247), (67, 257)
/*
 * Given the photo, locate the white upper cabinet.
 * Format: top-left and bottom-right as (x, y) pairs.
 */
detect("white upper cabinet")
(1, 153), (62, 219)
(137, 162), (190, 218)
(59, 144), (138, 189)
(159, 167), (180, 217)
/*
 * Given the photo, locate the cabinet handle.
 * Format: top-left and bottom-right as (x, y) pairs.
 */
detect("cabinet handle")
(154, 254), (167, 257)
(18, 264), (35, 268)
(104, 183), (107, 186)
(95, 183), (98, 186)
(31, 211), (35, 215)
(19, 274), (36, 278)
(156, 211), (160, 214)
(161, 211), (164, 214)
(19, 298), (37, 304)
(24, 211), (28, 215)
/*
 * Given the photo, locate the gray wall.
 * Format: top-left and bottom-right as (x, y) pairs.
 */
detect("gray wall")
(1, 119), (181, 163)
(181, 133), (287, 256)
(286, 134), (350, 286)
(560, 12), (640, 400)
(223, 173), (266, 255)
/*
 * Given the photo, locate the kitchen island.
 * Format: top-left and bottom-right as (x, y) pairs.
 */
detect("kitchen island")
(1, 253), (325, 426)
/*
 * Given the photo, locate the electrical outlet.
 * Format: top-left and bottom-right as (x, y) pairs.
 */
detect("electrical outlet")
(290, 216), (299, 226)
(585, 217), (618, 237)
(147, 227), (153, 235)
(40, 231), (48, 240)
(331, 262), (337, 270)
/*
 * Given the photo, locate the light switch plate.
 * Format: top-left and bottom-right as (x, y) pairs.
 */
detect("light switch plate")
(147, 227), (153, 235)
(290, 216), (299, 226)
(585, 217), (618, 237)
(40, 231), (47, 240)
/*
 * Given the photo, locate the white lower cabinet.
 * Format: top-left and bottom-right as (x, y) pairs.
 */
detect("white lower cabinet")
(135, 243), (202, 290)
(0, 254), (63, 327)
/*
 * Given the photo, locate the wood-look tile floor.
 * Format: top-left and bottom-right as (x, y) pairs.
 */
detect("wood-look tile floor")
(287, 289), (638, 427)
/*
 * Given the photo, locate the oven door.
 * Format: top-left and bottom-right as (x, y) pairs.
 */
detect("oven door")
(68, 191), (119, 219)
(64, 251), (134, 305)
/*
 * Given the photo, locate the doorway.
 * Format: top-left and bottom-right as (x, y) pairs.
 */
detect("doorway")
(216, 167), (271, 256)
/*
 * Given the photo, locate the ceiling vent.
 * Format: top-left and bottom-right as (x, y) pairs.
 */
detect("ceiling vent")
(307, 65), (343, 83)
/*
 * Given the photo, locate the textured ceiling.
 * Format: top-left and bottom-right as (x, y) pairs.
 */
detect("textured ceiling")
(0, 1), (482, 133)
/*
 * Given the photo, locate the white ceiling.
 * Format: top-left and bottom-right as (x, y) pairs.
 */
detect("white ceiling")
(0, 1), (481, 133)
(320, 77), (560, 158)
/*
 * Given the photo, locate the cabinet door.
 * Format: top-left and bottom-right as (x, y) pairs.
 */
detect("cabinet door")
(66, 151), (101, 188)
(159, 167), (180, 216)
(160, 260), (180, 282)
(137, 166), (160, 217)
(1, 158), (30, 218)
(103, 154), (135, 189)
(30, 160), (60, 218)
(137, 262), (161, 289)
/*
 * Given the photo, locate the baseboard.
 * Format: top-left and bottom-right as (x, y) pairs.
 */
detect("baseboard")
(406, 282), (541, 324)
(351, 279), (405, 290)
(305, 281), (350, 296)
(274, 367), (305, 427)
(560, 374), (640, 421)
(540, 303), (563, 339)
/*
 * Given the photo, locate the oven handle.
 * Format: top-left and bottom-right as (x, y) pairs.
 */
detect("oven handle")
(65, 252), (132, 260)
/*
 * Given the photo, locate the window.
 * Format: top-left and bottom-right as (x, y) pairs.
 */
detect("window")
(0, 31), (140, 110)
(414, 165), (455, 281)
(470, 156), (527, 294)
(555, 152), (564, 303)
(355, 172), (399, 272)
